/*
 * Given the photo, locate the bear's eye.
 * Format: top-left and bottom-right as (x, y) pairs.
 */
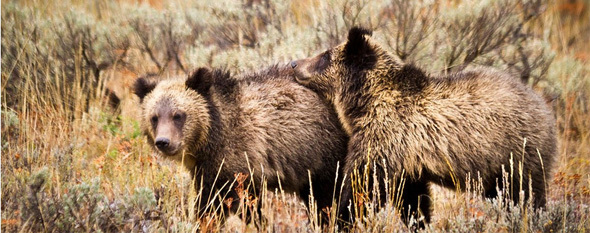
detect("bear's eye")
(172, 113), (184, 121)
(315, 51), (331, 71)
(321, 51), (331, 61)
(151, 116), (158, 124)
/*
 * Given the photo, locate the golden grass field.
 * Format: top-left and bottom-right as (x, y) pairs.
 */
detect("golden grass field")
(2, 0), (589, 232)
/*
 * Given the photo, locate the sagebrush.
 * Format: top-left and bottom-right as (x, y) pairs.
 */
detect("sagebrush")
(1, 0), (589, 232)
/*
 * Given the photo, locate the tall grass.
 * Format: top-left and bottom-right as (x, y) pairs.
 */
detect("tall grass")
(2, 0), (589, 232)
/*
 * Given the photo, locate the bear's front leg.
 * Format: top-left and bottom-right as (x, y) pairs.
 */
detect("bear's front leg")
(336, 134), (390, 227)
(337, 134), (432, 229)
(400, 179), (431, 229)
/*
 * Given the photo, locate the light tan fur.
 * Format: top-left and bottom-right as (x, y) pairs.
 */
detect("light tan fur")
(135, 66), (347, 220)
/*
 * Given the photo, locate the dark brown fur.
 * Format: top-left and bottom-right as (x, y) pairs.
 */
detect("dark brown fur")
(292, 27), (557, 227)
(134, 65), (347, 220)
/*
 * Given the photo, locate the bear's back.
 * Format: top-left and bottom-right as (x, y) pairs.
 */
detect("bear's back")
(411, 67), (557, 185)
(208, 70), (347, 193)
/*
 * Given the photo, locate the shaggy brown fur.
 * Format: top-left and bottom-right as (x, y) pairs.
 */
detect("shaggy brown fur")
(292, 27), (557, 227)
(134, 65), (347, 219)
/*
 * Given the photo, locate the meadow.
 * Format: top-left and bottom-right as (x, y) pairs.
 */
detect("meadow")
(1, 0), (589, 232)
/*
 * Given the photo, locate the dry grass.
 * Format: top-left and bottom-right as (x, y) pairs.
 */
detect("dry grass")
(2, 0), (589, 232)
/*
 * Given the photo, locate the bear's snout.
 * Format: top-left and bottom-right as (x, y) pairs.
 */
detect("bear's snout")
(292, 59), (313, 84)
(155, 137), (171, 150)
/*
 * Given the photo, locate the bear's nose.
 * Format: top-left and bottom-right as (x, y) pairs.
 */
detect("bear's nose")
(290, 61), (297, 69)
(155, 137), (170, 150)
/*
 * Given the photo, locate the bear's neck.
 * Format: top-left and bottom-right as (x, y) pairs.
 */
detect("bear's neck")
(183, 96), (225, 174)
(336, 63), (429, 135)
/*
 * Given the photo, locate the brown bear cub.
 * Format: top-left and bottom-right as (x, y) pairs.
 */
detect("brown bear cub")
(134, 66), (347, 220)
(291, 27), (556, 227)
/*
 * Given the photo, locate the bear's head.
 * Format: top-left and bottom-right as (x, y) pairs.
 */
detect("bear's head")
(291, 27), (399, 101)
(134, 68), (222, 163)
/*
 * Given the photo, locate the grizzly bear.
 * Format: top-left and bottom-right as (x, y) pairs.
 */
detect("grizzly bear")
(291, 27), (557, 226)
(134, 65), (347, 220)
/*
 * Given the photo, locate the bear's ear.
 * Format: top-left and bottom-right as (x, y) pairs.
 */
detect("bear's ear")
(344, 27), (373, 59)
(186, 67), (213, 95)
(209, 69), (234, 95)
(134, 76), (157, 102)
